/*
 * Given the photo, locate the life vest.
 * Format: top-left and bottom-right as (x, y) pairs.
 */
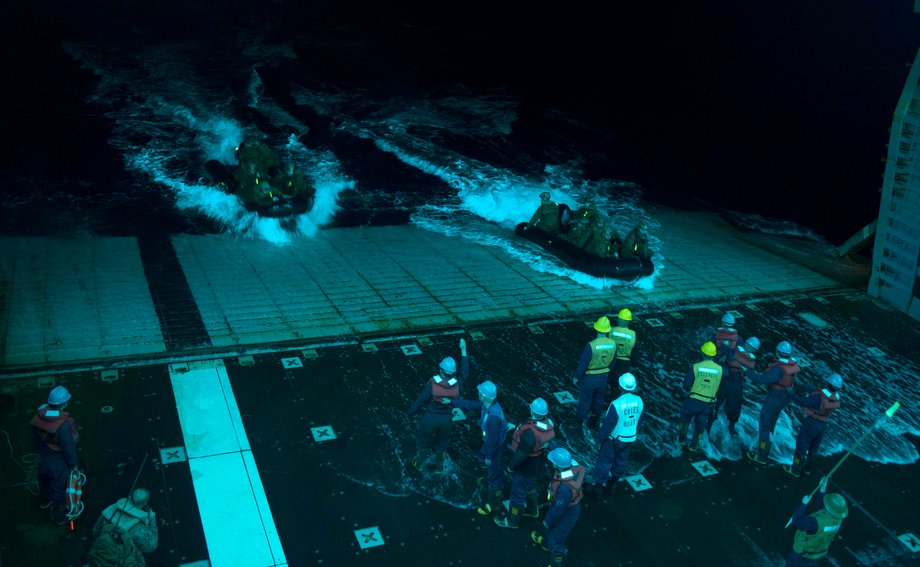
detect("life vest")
(480, 402), (508, 438)
(607, 393), (644, 442)
(793, 510), (843, 559)
(585, 337), (617, 375)
(767, 358), (800, 391)
(728, 346), (756, 372)
(688, 360), (723, 403)
(511, 419), (556, 457)
(548, 465), (585, 507)
(803, 389), (841, 421)
(430, 375), (459, 403)
(610, 327), (636, 360)
(30, 406), (79, 451)
(714, 328), (738, 350)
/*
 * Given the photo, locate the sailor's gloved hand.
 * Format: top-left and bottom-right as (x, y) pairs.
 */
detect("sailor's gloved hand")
(801, 494), (811, 505)
(459, 338), (467, 356)
(819, 476), (829, 493)
(146, 509), (156, 525)
(441, 397), (453, 404)
(484, 458), (492, 467)
(572, 377), (579, 388)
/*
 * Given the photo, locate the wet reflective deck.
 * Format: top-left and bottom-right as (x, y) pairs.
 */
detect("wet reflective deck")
(2, 210), (918, 566)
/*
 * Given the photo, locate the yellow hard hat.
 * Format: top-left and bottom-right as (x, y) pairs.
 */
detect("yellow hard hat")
(594, 316), (611, 333)
(701, 342), (717, 357)
(617, 308), (633, 321)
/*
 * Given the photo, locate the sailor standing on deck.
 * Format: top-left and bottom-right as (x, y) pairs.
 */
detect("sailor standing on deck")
(30, 386), (80, 524)
(609, 309), (637, 386)
(784, 373), (844, 478)
(494, 398), (556, 529)
(407, 339), (469, 473)
(450, 380), (508, 515)
(712, 336), (760, 436)
(530, 448), (584, 567)
(745, 341), (801, 464)
(787, 477), (848, 566)
(571, 317), (616, 437)
(678, 342), (723, 452)
(584, 372), (643, 499)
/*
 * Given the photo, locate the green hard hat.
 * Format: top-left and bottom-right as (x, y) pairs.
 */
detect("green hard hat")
(823, 493), (848, 518)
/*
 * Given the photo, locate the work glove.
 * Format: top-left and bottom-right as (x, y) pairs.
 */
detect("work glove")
(819, 476), (828, 493)
(484, 458), (492, 467)
(146, 509), (156, 526)
(801, 494), (811, 505)
(459, 338), (467, 356)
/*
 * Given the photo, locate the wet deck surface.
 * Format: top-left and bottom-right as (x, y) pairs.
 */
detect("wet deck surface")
(0, 209), (860, 369)
(2, 292), (917, 566)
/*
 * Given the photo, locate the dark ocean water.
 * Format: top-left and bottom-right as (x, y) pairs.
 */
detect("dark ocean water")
(2, 1), (918, 249)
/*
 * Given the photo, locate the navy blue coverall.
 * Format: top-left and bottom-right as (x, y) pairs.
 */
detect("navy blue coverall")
(791, 387), (834, 466)
(747, 364), (794, 443)
(407, 355), (469, 456)
(573, 343), (609, 425)
(543, 478), (581, 562)
(452, 398), (507, 491)
(31, 418), (78, 504)
(591, 407), (633, 487)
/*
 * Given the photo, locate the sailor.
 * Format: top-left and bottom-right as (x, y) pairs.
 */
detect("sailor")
(706, 312), (741, 432)
(407, 339), (469, 473)
(584, 372), (643, 499)
(563, 204), (605, 252)
(788, 477), (848, 566)
(678, 342), (723, 452)
(609, 309), (637, 384)
(90, 488), (159, 565)
(528, 191), (561, 234)
(620, 219), (651, 260)
(745, 341), (801, 464)
(784, 374), (844, 477)
(712, 336), (760, 436)
(531, 448), (584, 567)
(450, 380), (508, 515)
(494, 398), (556, 529)
(30, 386), (80, 524)
(571, 316), (616, 437)
(273, 162), (315, 201)
(235, 140), (281, 176)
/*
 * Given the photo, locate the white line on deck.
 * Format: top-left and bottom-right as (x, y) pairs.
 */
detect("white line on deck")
(169, 360), (286, 567)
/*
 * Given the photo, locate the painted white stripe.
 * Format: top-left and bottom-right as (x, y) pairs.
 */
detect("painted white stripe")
(170, 360), (286, 567)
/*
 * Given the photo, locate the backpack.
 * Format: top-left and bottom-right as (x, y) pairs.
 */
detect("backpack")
(88, 522), (145, 567)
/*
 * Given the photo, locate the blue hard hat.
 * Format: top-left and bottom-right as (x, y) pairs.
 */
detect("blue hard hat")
(48, 386), (71, 405)
(529, 397), (549, 417)
(721, 312), (735, 327)
(745, 336), (761, 352)
(547, 448), (572, 469)
(477, 380), (497, 399)
(777, 341), (793, 356)
(439, 357), (457, 375)
(825, 373), (844, 389)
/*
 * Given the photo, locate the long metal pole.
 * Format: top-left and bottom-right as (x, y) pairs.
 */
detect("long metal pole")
(784, 401), (900, 529)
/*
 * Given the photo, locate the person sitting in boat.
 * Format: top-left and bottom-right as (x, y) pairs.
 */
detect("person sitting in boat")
(274, 162), (314, 200)
(563, 204), (607, 254)
(528, 191), (561, 234)
(235, 140), (281, 177)
(620, 220), (651, 260)
(233, 162), (279, 208)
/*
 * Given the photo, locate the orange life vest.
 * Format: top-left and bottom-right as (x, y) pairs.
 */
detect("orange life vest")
(430, 375), (459, 403)
(803, 389), (841, 421)
(767, 359), (800, 391)
(511, 420), (556, 457)
(30, 407), (79, 451)
(548, 465), (585, 507)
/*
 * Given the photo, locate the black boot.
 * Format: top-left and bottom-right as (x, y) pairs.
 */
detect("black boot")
(688, 431), (704, 453)
(678, 422), (689, 448)
(477, 487), (502, 516)
(745, 440), (770, 464)
(523, 489), (540, 518)
(783, 456), (806, 478)
(493, 506), (521, 529)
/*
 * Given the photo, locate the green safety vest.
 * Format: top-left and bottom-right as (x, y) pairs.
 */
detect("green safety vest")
(689, 360), (723, 403)
(586, 337), (617, 374)
(793, 510), (843, 559)
(610, 327), (636, 360)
